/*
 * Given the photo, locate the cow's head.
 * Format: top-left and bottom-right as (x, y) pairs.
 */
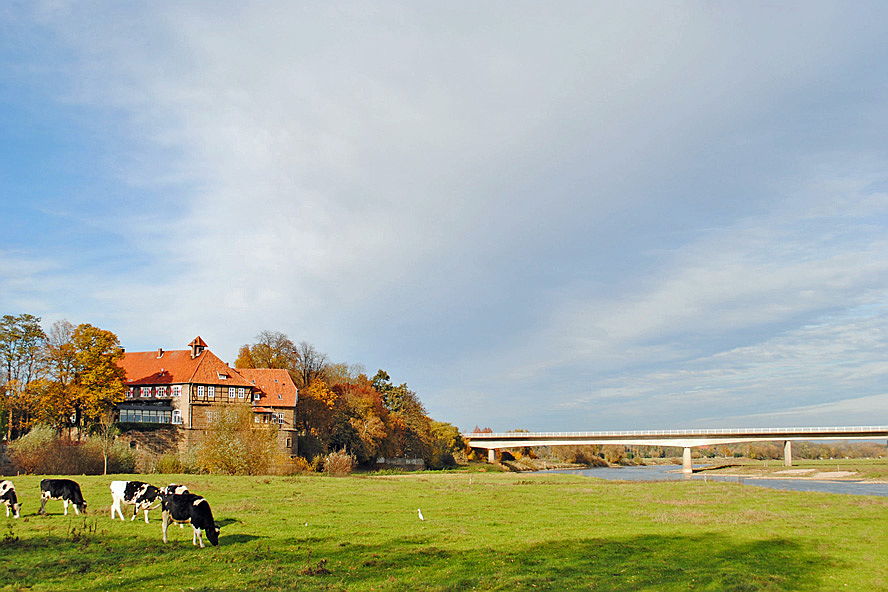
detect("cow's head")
(12, 502), (21, 518)
(77, 501), (88, 514)
(206, 525), (220, 546)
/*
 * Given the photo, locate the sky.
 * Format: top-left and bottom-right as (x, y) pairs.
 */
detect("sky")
(2, 2), (888, 432)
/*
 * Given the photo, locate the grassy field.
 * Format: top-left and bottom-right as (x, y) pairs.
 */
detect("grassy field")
(1, 471), (886, 591)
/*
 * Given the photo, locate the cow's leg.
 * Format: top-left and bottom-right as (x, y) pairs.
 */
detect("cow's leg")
(4, 504), (8, 517)
(39, 495), (47, 515)
(144, 507), (150, 524)
(193, 527), (204, 548)
(63, 500), (69, 515)
(73, 502), (80, 516)
(111, 499), (122, 520)
(162, 511), (170, 543)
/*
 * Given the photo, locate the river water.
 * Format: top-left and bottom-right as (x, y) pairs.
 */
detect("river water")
(546, 464), (888, 497)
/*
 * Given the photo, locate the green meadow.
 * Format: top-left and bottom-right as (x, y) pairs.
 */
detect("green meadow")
(1, 472), (886, 591)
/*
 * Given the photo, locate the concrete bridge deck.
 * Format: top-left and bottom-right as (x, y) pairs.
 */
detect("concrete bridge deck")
(464, 426), (888, 473)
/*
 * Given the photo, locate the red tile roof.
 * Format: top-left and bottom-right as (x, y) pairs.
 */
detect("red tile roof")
(237, 368), (298, 408)
(118, 348), (253, 388)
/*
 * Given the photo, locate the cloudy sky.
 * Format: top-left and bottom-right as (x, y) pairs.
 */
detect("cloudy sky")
(2, 2), (888, 431)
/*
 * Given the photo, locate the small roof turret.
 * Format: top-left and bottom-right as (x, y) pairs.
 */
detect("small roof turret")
(189, 336), (208, 358)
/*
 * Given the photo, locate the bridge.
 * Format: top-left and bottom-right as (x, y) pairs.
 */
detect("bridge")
(463, 426), (888, 473)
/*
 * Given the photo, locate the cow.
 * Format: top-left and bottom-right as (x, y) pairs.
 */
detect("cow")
(161, 485), (189, 527)
(39, 479), (87, 516)
(0, 480), (21, 518)
(110, 480), (162, 523)
(161, 493), (220, 548)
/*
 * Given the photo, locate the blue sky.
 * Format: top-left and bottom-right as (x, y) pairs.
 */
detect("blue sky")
(2, 2), (888, 431)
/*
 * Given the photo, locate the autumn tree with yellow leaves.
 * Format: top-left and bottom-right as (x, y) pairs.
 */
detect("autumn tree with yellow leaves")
(1, 314), (126, 438)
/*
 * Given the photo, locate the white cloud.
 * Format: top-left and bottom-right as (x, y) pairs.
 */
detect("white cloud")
(5, 3), (888, 428)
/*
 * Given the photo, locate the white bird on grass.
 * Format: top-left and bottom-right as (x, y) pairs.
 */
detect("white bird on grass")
(417, 508), (425, 521)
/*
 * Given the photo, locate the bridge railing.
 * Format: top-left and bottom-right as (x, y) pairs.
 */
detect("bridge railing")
(463, 426), (888, 439)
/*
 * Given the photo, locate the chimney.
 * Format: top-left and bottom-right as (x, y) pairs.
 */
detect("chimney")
(157, 348), (164, 359)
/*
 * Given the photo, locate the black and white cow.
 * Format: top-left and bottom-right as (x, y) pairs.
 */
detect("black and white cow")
(161, 485), (190, 528)
(161, 493), (220, 547)
(110, 480), (161, 523)
(1, 480), (21, 518)
(39, 478), (87, 515)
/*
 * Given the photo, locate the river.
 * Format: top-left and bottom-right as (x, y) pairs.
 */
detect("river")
(545, 464), (888, 497)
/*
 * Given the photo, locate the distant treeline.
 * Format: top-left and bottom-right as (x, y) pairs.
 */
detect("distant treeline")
(535, 441), (887, 464)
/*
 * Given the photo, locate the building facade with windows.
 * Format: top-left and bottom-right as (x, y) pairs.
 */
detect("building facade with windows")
(237, 368), (300, 454)
(116, 337), (299, 455)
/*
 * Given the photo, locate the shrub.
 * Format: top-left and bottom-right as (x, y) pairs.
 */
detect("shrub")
(9, 426), (135, 474)
(290, 456), (313, 474)
(196, 407), (279, 475)
(323, 450), (355, 476)
(156, 454), (184, 474)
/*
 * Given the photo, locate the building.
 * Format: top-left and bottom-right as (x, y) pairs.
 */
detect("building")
(116, 337), (299, 455)
(237, 368), (299, 454)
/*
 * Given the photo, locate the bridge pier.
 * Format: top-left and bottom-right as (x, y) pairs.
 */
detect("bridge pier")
(784, 440), (792, 467)
(488, 449), (496, 463)
(682, 447), (693, 474)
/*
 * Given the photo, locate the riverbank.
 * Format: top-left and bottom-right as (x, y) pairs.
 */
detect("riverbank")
(693, 458), (888, 482)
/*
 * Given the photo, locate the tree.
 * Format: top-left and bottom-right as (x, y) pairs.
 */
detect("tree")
(294, 341), (327, 388)
(69, 324), (126, 432)
(233, 345), (255, 369)
(93, 411), (120, 475)
(0, 314), (46, 439)
(36, 321), (77, 430)
(238, 331), (299, 370)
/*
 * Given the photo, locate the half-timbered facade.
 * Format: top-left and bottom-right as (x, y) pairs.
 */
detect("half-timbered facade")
(116, 337), (298, 455)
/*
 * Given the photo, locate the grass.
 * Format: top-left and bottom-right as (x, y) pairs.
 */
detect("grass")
(1, 472), (886, 591)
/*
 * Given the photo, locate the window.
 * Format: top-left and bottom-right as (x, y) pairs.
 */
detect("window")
(172, 385), (181, 397)
(228, 387), (236, 399)
(253, 392), (261, 401)
(254, 415), (261, 423)
(172, 410), (182, 425)
(156, 386), (167, 397)
(286, 438), (291, 448)
(208, 386), (215, 399)
(273, 412), (285, 425)
(197, 385), (205, 399)
(141, 387), (152, 398)
(127, 387), (135, 398)
(206, 411), (216, 424)
(118, 409), (172, 424)
(277, 394), (282, 400)
(238, 387), (246, 399)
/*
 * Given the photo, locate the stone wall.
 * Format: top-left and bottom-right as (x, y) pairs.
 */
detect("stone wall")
(118, 426), (185, 455)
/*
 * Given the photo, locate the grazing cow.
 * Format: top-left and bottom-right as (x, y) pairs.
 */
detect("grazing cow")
(0, 480), (21, 518)
(110, 480), (162, 523)
(39, 479), (87, 515)
(161, 485), (189, 528)
(161, 493), (220, 547)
